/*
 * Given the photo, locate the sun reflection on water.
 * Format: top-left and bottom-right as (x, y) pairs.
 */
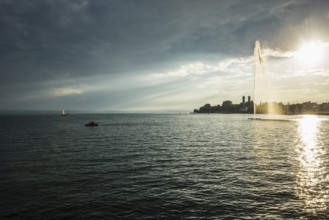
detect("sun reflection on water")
(296, 115), (328, 213)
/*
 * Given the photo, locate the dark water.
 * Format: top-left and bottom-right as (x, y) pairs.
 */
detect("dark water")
(1, 114), (329, 219)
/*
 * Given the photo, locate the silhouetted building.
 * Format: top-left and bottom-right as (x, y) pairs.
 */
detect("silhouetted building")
(319, 102), (329, 112)
(240, 95), (253, 113)
(222, 100), (232, 107)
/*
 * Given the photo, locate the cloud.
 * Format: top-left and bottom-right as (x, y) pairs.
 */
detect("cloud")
(153, 62), (221, 77)
(217, 57), (253, 74)
(1, 0), (329, 110)
(153, 56), (254, 79)
(261, 40), (329, 59)
(197, 76), (223, 89)
(52, 88), (82, 97)
(262, 48), (295, 58)
(2, 0), (320, 85)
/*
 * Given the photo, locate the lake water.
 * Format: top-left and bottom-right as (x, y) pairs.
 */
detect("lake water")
(1, 114), (329, 219)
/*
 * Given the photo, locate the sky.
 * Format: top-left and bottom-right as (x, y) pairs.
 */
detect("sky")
(1, 0), (329, 112)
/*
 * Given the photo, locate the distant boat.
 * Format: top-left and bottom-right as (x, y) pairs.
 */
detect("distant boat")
(85, 121), (98, 127)
(61, 109), (67, 116)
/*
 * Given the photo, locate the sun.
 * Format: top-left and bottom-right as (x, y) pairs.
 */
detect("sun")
(296, 41), (325, 65)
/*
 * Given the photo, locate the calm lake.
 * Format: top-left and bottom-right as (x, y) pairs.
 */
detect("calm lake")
(1, 114), (329, 219)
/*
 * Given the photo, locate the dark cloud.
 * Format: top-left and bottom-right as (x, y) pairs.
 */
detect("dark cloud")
(1, 0), (329, 110)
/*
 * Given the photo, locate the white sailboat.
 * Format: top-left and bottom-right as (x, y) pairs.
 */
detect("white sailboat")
(61, 109), (66, 116)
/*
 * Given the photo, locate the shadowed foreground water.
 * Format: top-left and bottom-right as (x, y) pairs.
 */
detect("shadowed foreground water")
(0, 114), (329, 219)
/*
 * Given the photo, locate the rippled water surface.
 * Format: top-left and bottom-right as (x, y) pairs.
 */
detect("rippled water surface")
(1, 114), (329, 219)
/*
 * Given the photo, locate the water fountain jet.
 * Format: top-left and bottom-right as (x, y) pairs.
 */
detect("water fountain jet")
(248, 41), (289, 121)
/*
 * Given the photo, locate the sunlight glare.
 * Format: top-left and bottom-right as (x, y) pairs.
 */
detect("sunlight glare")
(296, 41), (325, 65)
(299, 115), (319, 149)
(296, 115), (328, 213)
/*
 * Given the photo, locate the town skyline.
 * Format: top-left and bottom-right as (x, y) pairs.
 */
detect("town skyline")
(194, 95), (329, 115)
